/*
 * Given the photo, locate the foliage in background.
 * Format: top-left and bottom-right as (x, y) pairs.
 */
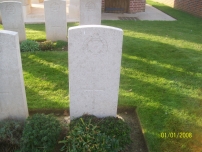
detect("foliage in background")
(20, 39), (40, 52)
(20, 114), (61, 152)
(0, 120), (24, 152)
(39, 40), (54, 51)
(59, 115), (131, 152)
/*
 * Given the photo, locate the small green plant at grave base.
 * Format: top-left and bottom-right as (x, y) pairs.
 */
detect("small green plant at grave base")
(0, 119), (24, 152)
(20, 114), (61, 152)
(54, 40), (68, 50)
(98, 117), (132, 149)
(59, 115), (131, 152)
(20, 39), (40, 52)
(39, 40), (54, 51)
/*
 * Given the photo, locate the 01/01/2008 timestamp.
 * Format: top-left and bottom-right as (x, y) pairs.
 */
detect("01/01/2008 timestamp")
(160, 132), (192, 138)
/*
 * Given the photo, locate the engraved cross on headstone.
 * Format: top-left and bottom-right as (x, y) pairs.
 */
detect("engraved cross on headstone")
(83, 33), (106, 112)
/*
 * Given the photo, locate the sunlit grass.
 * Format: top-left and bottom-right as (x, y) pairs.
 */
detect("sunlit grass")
(1, 2), (202, 152)
(25, 24), (46, 41)
(22, 52), (69, 109)
(115, 1), (202, 151)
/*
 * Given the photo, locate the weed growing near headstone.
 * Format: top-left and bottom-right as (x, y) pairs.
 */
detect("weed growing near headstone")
(59, 115), (131, 152)
(39, 40), (54, 51)
(98, 117), (132, 149)
(20, 114), (61, 152)
(20, 39), (40, 52)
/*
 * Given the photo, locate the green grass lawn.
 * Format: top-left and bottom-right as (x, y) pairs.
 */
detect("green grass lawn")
(0, 0), (202, 151)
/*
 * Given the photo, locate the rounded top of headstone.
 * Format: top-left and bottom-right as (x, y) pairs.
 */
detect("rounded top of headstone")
(69, 25), (123, 32)
(0, 1), (22, 5)
(0, 30), (18, 36)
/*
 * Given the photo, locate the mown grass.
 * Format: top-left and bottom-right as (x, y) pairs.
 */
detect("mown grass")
(1, 1), (202, 151)
(21, 51), (69, 109)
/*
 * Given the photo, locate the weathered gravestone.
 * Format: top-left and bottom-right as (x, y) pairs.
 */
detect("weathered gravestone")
(44, 0), (67, 41)
(0, 30), (28, 121)
(80, 0), (101, 25)
(68, 25), (123, 119)
(0, 1), (26, 42)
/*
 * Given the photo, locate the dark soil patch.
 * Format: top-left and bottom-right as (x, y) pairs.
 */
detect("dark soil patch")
(29, 107), (148, 152)
(0, 143), (19, 152)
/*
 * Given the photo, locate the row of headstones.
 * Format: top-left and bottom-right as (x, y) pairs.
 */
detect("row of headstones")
(0, 0), (102, 42)
(0, 0), (123, 121)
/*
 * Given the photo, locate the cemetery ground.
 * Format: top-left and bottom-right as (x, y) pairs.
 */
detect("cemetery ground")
(1, 1), (202, 152)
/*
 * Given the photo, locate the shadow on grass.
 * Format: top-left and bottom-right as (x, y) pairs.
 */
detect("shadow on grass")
(102, 15), (202, 45)
(25, 87), (68, 110)
(123, 35), (202, 77)
(119, 79), (202, 152)
(22, 52), (69, 109)
(32, 51), (69, 69)
(119, 35), (202, 151)
(120, 71), (202, 123)
(22, 52), (68, 89)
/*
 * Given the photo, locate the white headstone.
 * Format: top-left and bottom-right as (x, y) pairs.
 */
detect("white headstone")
(44, 0), (67, 41)
(80, 0), (101, 25)
(68, 25), (123, 119)
(0, 1), (26, 42)
(68, 0), (80, 20)
(0, 30), (28, 121)
(0, 0), (31, 21)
